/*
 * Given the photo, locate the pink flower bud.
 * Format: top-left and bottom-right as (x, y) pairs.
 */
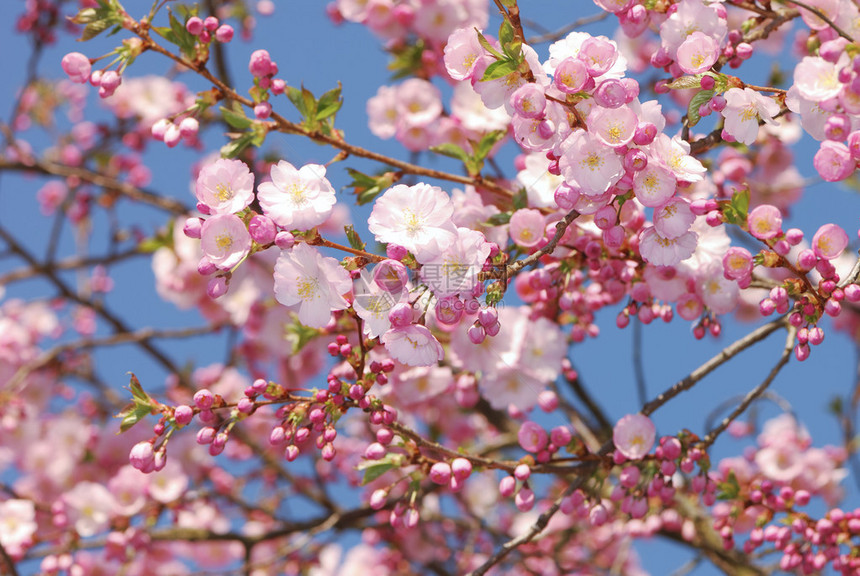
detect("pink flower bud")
(183, 217), (203, 239)
(196, 426), (216, 445)
(129, 441), (155, 472)
(254, 101), (272, 119)
(515, 487), (535, 512)
(364, 442), (386, 460)
(174, 405), (193, 426)
(248, 214), (277, 245)
(203, 16), (219, 31)
(179, 117), (199, 140)
(185, 16), (204, 35)
(388, 302), (413, 328)
(61, 52), (91, 84)
(499, 475), (516, 498)
(215, 24), (234, 43)
(370, 489), (387, 510)
(518, 421), (548, 453)
(249, 49), (274, 77)
(451, 457), (472, 480)
(429, 462), (452, 485)
(467, 324), (486, 344)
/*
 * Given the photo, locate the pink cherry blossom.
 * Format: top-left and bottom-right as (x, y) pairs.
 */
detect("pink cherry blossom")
(559, 129), (624, 196)
(675, 31), (719, 74)
(443, 27), (486, 81)
(722, 247), (754, 280)
(200, 214), (252, 270)
(381, 324), (444, 366)
(195, 158), (255, 215)
(613, 413), (656, 460)
(0, 499), (36, 557)
(420, 227), (492, 297)
(721, 88), (780, 146)
(813, 141), (855, 182)
(812, 223), (849, 260)
(257, 161), (337, 231)
(273, 243), (352, 328)
(508, 209), (545, 248)
(633, 161), (676, 208)
(747, 204), (782, 240)
(367, 183), (458, 263)
(639, 227), (698, 267)
(654, 197), (695, 239)
(352, 269), (405, 339)
(61, 52), (91, 83)
(366, 85), (400, 139)
(659, 0), (727, 57)
(793, 56), (842, 102)
(587, 104), (637, 147)
(63, 481), (117, 537)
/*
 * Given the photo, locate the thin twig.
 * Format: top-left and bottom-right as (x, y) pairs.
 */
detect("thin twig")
(642, 317), (787, 417)
(525, 12), (610, 44)
(633, 320), (647, 407)
(699, 325), (796, 449)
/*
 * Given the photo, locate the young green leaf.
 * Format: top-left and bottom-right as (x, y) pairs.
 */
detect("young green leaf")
(686, 89), (714, 128)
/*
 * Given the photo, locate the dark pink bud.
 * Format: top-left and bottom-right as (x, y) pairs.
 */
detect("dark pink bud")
(185, 16), (204, 35)
(249, 214), (277, 245)
(215, 24), (234, 43)
(429, 462), (452, 485)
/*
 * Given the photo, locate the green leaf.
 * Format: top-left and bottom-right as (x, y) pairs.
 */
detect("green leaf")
(512, 188), (528, 210)
(316, 83), (343, 121)
(716, 470), (740, 500)
(387, 40), (426, 80)
(220, 105), (253, 130)
(499, 19), (514, 48)
(346, 168), (395, 206)
(221, 133), (255, 158)
(484, 212), (512, 226)
(286, 86), (309, 119)
(118, 402), (155, 433)
(666, 74), (704, 90)
(731, 188), (750, 217)
(129, 373), (147, 400)
(686, 89), (714, 128)
(430, 143), (470, 163)
(285, 321), (320, 354)
(473, 130), (507, 160)
(166, 9), (197, 56)
(481, 59), (518, 82)
(360, 462), (395, 485)
(475, 30), (505, 61)
(344, 225), (366, 251)
(81, 19), (112, 41)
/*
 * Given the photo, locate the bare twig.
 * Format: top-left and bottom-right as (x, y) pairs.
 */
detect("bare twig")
(699, 325), (796, 449)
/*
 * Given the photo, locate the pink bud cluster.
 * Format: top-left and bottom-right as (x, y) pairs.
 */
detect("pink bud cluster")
(184, 15), (234, 45)
(720, 202), (858, 360)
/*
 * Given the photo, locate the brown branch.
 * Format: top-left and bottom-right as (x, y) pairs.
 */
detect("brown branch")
(132, 30), (516, 201)
(699, 325), (797, 450)
(0, 248), (142, 285)
(4, 325), (220, 397)
(0, 225), (189, 387)
(0, 157), (190, 214)
(642, 317), (787, 417)
(525, 12), (610, 45)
